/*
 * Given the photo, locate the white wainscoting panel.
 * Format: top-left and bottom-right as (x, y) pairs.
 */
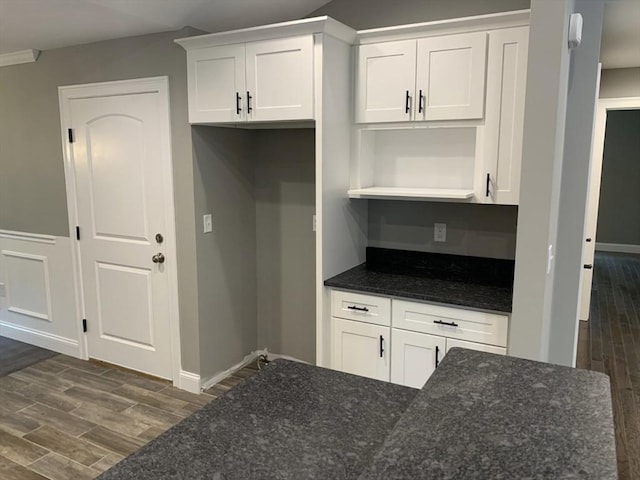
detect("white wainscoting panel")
(0, 230), (80, 356)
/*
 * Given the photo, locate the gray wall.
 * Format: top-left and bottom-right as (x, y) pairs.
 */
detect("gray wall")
(368, 202), (518, 259)
(548, 0), (604, 367)
(310, 0), (530, 29)
(0, 29), (203, 373)
(596, 109), (640, 246)
(600, 67), (640, 99)
(255, 129), (316, 363)
(192, 126), (258, 379)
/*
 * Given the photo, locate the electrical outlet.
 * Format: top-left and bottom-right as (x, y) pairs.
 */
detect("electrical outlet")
(434, 223), (447, 243)
(0, 283), (5, 297)
(203, 214), (213, 233)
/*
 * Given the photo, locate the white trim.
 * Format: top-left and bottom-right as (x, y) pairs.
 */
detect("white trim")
(178, 370), (202, 394)
(175, 16), (356, 50)
(57, 76), (182, 383)
(264, 352), (309, 364)
(595, 243), (640, 255)
(0, 320), (80, 357)
(2, 250), (53, 322)
(0, 230), (56, 245)
(0, 49), (40, 67)
(199, 350), (264, 392)
(356, 10), (530, 44)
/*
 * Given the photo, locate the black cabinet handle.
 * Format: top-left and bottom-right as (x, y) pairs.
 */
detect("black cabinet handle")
(347, 305), (369, 312)
(418, 89), (424, 113)
(236, 92), (242, 114)
(380, 335), (384, 358)
(584, 264), (593, 269)
(486, 173), (491, 197)
(247, 91), (253, 113)
(405, 90), (411, 114)
(435, 345), (440, 367)
(433, 319), (459, 327)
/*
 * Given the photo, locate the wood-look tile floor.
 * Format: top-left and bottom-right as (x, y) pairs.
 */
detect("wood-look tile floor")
(0, 354), (259, 479)
(576, 251), (640, 480)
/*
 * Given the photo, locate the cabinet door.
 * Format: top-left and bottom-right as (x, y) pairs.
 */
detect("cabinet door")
(446, 338), (506, 356)
(355, 40), (417, 123)
(415, 32), (487, 120)
(391, 329), (445, 389)
(331, 318), (390, 381)
(245, 36), (314, 122)
(483, 27), (529, 205)
(186, 44), (246, 123)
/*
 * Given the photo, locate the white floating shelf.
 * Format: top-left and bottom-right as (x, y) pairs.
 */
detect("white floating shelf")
(347, 187), (475, 201)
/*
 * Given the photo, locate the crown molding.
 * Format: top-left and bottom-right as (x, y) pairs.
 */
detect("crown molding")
(0, 49), (40, 67)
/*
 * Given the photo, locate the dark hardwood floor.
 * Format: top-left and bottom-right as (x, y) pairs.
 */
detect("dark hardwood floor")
(576, 251), (640, 480)
(0, 338), (57, 377)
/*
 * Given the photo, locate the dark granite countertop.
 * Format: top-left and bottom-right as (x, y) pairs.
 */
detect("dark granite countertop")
(360, 348), (617, 480)
(98, 360), (417, 480)
(325, 248), (515, 313)
(101, 351), (616, 479)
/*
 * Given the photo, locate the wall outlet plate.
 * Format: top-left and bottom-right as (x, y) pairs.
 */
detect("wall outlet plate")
(203, 214), (213, 233)
(434, 223), (447, 243)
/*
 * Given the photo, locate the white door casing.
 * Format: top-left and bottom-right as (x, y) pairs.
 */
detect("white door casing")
(580, 94), (640, 320)
(59, 77), (180, 381)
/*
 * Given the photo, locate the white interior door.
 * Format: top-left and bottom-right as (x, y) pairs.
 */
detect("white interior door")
(245, 36), (314, 122)
(416, 32), (487, 120)
(355, 40), (417, 123)
(66, 79), (175, 379)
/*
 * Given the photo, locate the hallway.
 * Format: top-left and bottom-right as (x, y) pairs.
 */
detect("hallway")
(576, 251), (640, 480)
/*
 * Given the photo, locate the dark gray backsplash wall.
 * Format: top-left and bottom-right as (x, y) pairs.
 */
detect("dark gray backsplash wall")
(597, 109), (640, 246)
(368, 201), (519, 260)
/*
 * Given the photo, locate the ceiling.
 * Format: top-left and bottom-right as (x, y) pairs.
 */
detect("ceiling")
(0, 0), (638, 69)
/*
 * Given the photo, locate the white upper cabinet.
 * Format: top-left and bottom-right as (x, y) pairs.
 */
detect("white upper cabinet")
(245, 36), (314, 122)
(483, 26), (529, 205)
(355, 32), (487, 123)
(355, 40), (416, 123)
(415, 32), (487, 121)
(187, 44), (246, 124)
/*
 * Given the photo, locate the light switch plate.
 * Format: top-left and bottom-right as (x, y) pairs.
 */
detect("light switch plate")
(434, 223), (447, 243)
(203, 214), (213, 233)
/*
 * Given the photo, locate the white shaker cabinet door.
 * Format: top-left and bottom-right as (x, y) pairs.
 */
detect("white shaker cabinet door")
(483, 26), (529, 205)
(390, 329), (446, 389)
(245, 36), (314, 122)
(331, 317), (390, 381)
(187, 44), (246, 123)
(415, 32), (487, 121)
(355, 40), (417, 123)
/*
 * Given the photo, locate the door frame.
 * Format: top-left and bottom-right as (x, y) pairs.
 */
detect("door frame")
(58, 76), (183, 387)
(581, 95), (640, 320)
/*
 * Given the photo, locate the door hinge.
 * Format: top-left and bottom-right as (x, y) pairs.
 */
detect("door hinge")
(68, 128), (75, 143)
(76, 226), (80, 240)
(82, 319), (87, 332)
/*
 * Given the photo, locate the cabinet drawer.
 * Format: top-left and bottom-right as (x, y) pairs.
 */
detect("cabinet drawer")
(331, 290), (391, 326)
(446, 338), (506, 356)
(392, 300), (508, 347)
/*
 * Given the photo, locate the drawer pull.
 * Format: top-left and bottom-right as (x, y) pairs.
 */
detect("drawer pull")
(433, 319), (459, 327)
(347, 305), (369, 312)
(380, 335), (385, 358)
(435, 345), (440, 367)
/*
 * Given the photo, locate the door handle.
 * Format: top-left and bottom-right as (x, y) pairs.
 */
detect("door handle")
(236, 92), (242, 115)
(418, 89), (424, 113)
(486, 173), (491, 197)
(435, 345), (440, 367)
(433, 319), (459, 328)
(379, 335), (384, 358)
(247, 91), (253, 113)
(347, 305), (369, 312)
(405, 90), (411, 114)
(152, 253), (165, 264)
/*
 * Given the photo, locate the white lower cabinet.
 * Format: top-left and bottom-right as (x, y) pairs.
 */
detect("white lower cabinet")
(331, 317), (390, 381)
(391, 329), (445, 389)
(330, 289), (509, 387)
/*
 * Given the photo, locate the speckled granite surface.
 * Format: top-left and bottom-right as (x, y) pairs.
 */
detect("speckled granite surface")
(360, 348), (617, 480)
(325, 264), (513, 313)
(97, 360), (417, 480)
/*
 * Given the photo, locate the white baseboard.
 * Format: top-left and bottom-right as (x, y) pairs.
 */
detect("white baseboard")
(0, 320), (80, 357)
(264, 352), (310, 364)
(200, 349), (265, 392)
(595, 242), (640, 255)
(177, 370), (202, 394)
